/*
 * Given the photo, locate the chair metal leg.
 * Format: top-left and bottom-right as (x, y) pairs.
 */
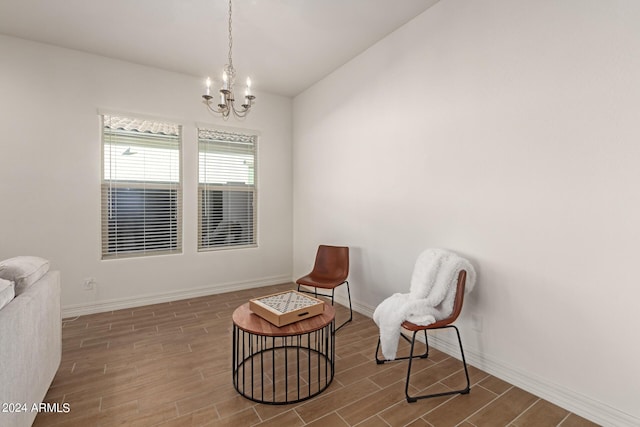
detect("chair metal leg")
(297, 281), (353, 333)
(405, 331), (420, 402)
(404, 325), (471, 402)
(334, 281), (352, 332)
(375, 338), (385, 364)
(374, 329), (429, 365)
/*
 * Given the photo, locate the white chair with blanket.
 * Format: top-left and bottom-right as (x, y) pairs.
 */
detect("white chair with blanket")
(373, 248), (476, 402)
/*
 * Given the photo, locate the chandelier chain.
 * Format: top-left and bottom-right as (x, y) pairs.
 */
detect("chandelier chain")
(227, 0), (233, 69)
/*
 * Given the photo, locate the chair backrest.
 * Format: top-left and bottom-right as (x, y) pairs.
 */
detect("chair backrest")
(311, 245), (349, 282)
(403, 269), (467, 330)
(447, 270), (467, 324)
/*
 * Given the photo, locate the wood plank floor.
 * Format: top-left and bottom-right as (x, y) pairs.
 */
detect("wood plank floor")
(35, 283), (598, 427)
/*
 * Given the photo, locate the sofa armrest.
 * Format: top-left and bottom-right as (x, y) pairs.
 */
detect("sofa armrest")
(0, 270), (61, 427)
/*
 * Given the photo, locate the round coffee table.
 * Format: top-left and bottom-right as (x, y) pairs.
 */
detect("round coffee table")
(231, 302), (335, 405)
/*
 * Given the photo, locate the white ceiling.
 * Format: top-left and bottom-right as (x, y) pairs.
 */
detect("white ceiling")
(0, 0), (439, 97)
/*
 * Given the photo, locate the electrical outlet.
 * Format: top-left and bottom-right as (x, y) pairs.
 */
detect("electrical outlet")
(82, 278), (96, 290)
(471, 314), (483, 332)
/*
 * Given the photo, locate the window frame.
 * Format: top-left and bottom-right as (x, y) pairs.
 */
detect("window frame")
(197, 126), (258, 252)
(100, 113), (183, 260)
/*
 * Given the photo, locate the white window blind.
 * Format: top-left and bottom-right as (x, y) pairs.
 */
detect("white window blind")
(198, 128), (257, 250)
(101, 114), (182, 259)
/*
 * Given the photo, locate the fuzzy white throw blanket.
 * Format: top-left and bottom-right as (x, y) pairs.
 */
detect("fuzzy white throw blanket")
(373, 248), (476, 360)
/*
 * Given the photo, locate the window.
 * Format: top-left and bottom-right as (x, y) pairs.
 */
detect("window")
(101, 114), (182, 259)
(198, 128), (257, 250)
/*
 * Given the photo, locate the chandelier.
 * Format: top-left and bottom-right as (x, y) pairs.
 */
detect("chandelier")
(202, 0), (255, 119)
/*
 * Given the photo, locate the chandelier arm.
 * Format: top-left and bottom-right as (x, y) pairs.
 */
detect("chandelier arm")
(203, 96), (251, 119)
(205, 103), (225, 115)
(230, 103), (250, 117)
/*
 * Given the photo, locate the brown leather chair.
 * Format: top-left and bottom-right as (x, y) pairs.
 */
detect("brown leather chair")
(375, 270), (471, 402)
(296, 245), (352, 332)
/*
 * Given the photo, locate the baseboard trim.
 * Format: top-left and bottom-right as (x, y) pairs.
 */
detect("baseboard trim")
(62, 275), (292, 318)
(350, 301), (638, 427)
(426, 334), (638, 426)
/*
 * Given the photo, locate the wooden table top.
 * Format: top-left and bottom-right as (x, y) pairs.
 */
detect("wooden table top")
(232, 302), (335, 337)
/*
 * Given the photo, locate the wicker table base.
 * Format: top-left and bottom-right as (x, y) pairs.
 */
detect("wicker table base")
(231, 302), (335, 404)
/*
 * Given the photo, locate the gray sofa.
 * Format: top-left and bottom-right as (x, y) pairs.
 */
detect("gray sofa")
(0, 268), (61, 427)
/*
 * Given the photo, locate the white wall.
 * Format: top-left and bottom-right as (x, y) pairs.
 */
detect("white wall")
(0, 35), (293, 312)
(293, 0), (640, 424)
